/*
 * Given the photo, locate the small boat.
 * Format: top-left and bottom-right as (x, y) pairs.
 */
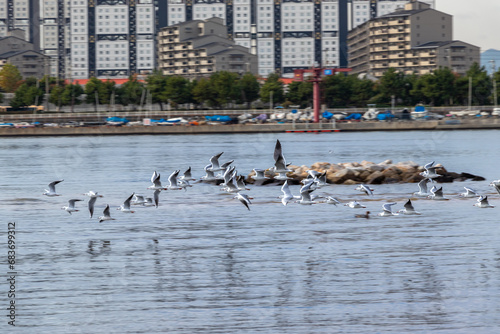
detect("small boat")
(411, 104), (428, 119)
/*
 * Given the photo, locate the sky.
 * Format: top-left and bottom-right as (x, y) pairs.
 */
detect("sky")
(436, 0), (500, 51)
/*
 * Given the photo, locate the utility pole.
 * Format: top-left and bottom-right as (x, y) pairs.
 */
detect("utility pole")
(490, 60), (497, 108)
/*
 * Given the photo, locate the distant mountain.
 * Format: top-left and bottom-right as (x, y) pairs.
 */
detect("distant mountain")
(481, 49), (500, 74)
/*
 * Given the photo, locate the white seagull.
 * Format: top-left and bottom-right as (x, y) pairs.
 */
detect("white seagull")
(280, 181), (296, 206)
(272, 139), (292, 173)
(143, 197), (156, 207)
(428, 186), (448, 200)
(378, 202), (398, 216)
(208, 152), (224, 172)
(419, 161), (441, 181)
(166, 170), (182, 190)
(296, 181), (317, 205)
(43, 179), (64, 196)
(251, 169), (269, 182)
(413, 178), (430, 197)
(84, 191), (103, 218)
(179, 166), (195, 181)
(355, 184), (374, 196)
(62, 199), (82, 215)
(234, 192), (252, 210)
(132, 194), (147, 205)
(147, 171), (167, 190)
(344, 201), (366, 209)
(473, 195), (495, 208)
(490, 180), (500, 195)
(459, 187), (479, 198)
(235, 175), (250, 191)
(201, 164), (218, 182)
(324, 196), (342, 206)
(98, 205), (115, 223)
(117, 193), (135, 213)
(398, 199), (421, 215)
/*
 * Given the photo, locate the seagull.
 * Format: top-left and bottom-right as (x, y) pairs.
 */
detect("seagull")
(153, 190), (161, 208)
(221, 176), (240, 193)
(143, 197), (156, 207)
(398, 199), (421, 215)
(490, 180), (500, 195)
(178, 178), (192, 191)
(220, 160), (235, 172)
(459, 187), (479, 198)
(313, 171), (328, 188)
(355, 211), (370, 219)
(428, 186), (448, 200)
(355, 184), (374, 196)
(473, 195), (495, 208)
(280, 181), (296, 206)
(251, 169), (269, 181)
(413, 178), (430, 197)
(98, 205), (115, 223)
(378, 202), (398, 216)
(324, 196), (341, 205)
(275, 171), (291, 181)
(344, 201), (366, 209)
(84, 191), (103, 218)
(147, 171), (167, 190)
(167, 170), (182, 190)
(419, 161), (441, 181)
(132, 194), (147, 205)
(179, 166), (195, 181)
(272, 139), (292, 173)
(201, 164), (218, 182)
(296, 182), (317, 205)
(235, 175), (250, 191)
(117, 193), (135, 213)
(234, 192), (252, 210)
(208, 152), (224, 172)
(43, 179), (64, 196)
(62, 199), (82, 215)
(221, 166), (236, 187)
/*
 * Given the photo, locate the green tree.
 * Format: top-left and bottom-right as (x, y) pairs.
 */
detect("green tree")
(85, 77), (115, 111)
(373, 68), (406, 105)
(116, 76), (143, 109)
(49, 83), (84, 111)
(209, 71), (240, 108)
(237, 73), (260, 108)
(165, 76), (191, 108)
(191, 77), (217, 107)
(260, 72), (285, 106)
(10, 77), (44, 109)
(146, 71), (168, 110)
(286, 81), (313, 108)
(466, 62), (491, 106)
(323, 74), (354, 107)
(0, 63), (22, 93)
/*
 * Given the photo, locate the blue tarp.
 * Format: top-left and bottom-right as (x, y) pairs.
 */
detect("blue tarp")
(322, 111), (333, 120)
(255, 114), (267, 121)
(106, 117), (129, 123)
(344, 113), (361, 120)
(377, 111), (395, 121)
(205, 115), (233, 122)
(414, 105), (426, 112)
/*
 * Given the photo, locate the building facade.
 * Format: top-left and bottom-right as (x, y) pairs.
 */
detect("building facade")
(0, 35), (47, 78)
(348, 1), (479, 78)
(158, 18), (258, 77)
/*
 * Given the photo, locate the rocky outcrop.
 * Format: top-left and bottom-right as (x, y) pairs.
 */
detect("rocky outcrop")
(245, 160), (485, 185)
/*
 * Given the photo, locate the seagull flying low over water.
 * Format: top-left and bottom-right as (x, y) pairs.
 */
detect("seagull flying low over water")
(167, 170), (183, 190)
(43, 180), (64, 196)
(132, 194), (147, 205)
(272, 139), (292, 174)
(251, 168), (270, 182)
(459, 187), (479, 198)
(490, 180), (500, 195)
(201, 164), (218, 182)
(118, 193), (135, 213)
(324, 196), (341, 205)
(420, 161), (441, 181)
(208, 152), (224, 172)
(148, 171), (167, 191)
(378, 202), (398, 217)
(280, 181), (297, 206)
(179, 167), (195, 182)
(413, 178), (430, 197)
(234, 192), (252, 210)
(62, 199), (82, 215)
(428, 186), (448, 200)
(473, 195), (495, 208)
(355, 184), (374, 196)
(84, 191), (103, 218)
(99, 205), (115, 223)
(398, 199), (421, 215)
(296, 181), (317, 205)
(344, 201), (366, 209)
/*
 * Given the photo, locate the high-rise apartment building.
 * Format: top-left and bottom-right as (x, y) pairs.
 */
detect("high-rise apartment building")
(0, 0), (40, 49)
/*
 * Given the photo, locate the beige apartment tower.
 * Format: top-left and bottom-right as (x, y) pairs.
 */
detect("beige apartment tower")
(348, 1), (479, 78)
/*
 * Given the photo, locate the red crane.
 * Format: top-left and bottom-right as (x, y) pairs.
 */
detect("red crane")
(293, 67), (352, 123)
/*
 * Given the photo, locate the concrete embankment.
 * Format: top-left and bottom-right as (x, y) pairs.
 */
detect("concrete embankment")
(0, 118), (499, 136)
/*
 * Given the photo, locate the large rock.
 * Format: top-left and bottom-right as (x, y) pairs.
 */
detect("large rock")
(366, 171), (386, 184)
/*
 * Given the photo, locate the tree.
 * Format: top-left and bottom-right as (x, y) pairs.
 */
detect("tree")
(165, 76), (191, 107)
(85, 77), (115, 111)
(286, 81), (313, 108)
(146, 71), (168, 110)
(191, 77), (217, 107)
(209, 71), (240, 108)
(466, 62), (491, 106)
(237, 73), (260, 108)
(10, 77), (44, 109)
(116, 76), (143, 110)
(0, 63), (23, 93)
(260, 73), (285, 106)
(49, 83), (83, 111)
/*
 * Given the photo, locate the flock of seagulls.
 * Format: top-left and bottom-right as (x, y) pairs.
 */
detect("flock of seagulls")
(42, 140), (500, 221)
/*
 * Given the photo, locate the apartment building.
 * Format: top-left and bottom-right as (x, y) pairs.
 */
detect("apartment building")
(0, 0), (40, 48)
(348, 1), (479, 78)
(0, 35), (47, 78)
(158, 17), (258, 77)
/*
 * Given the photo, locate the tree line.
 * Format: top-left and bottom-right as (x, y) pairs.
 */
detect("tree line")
(0, 62), (498, 111)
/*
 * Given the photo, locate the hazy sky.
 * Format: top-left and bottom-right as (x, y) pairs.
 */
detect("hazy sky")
(436, 0), (500, 51)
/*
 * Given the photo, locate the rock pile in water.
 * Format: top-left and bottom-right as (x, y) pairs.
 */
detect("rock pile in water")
(246, 160), (485, 185)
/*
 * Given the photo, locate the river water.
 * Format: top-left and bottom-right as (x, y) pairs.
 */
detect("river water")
(2, 130), (500, 333)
